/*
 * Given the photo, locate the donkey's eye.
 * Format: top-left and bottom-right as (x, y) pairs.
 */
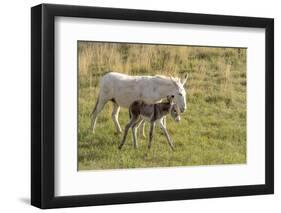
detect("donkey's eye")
(178, 93), (183, 96)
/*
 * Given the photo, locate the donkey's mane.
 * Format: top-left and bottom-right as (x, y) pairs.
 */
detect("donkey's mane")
(155, 75), (180, 81)
(154, 75), (181, 87)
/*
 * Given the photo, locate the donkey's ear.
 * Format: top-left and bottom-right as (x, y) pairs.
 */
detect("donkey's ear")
(170, 76), (179, 87)
(181, 73), (188, 85)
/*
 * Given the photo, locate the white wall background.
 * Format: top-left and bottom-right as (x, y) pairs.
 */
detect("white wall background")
(0, 0), (279, 212)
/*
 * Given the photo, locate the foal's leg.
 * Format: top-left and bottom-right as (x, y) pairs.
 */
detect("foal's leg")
(148, 122), (155, 149)
(158, 120), (175, 150)
(112, 102), (122, 134)
(118, 116), (138, 150)
(91, 96), (108, 134)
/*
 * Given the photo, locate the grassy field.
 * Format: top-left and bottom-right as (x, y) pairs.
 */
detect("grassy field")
(78, 41), (247, 170)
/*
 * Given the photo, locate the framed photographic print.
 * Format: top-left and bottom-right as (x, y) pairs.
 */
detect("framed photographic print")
(31, 3), (274, 209)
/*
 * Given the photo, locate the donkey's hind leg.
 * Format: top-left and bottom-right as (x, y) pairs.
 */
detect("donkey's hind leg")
(91, 96), (107, 134)
(112, 102), (122, 134)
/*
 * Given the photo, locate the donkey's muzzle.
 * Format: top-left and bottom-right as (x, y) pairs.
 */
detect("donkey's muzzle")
(180, 107), (186, 113)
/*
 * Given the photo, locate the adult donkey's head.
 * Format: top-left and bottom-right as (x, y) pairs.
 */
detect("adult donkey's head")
(169, 74), (188, 113)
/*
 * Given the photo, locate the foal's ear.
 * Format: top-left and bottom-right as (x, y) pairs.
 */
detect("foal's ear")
(181, 74), (188, 85)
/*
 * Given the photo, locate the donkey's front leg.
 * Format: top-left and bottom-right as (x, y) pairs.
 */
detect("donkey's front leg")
(131, 118), (142, 149)
(162, 116), (167, 128)
(148, 122), (155, 149)
(138, 120), (146, 138)
(158, 120), (175, 150)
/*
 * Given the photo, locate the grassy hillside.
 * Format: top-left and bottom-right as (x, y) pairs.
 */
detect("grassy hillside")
(78, 41), (247, 170)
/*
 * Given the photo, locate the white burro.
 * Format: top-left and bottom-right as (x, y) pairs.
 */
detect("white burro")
(91, 72), (188, 136)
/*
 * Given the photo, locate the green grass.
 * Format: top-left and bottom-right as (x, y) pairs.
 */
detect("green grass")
(78, 42), (247, 170)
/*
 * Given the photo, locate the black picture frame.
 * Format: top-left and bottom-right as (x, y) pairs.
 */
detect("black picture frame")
(31, 3), (274, 209)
